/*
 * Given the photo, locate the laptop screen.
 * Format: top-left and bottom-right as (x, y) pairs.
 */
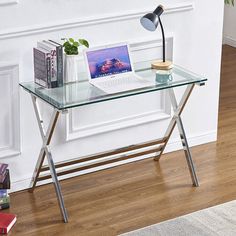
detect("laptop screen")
(86, 45), (132, 79)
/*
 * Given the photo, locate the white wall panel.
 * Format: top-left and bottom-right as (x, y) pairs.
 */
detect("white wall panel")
(0, 1), (193, 33)
(0, 64), (20, 158)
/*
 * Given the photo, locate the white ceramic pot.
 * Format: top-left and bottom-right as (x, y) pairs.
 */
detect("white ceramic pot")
(64, 55), (80, 83)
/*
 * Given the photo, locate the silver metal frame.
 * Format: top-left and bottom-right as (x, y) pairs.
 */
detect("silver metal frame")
(155, 84), (199, 186)
(28, 83), (200, 223)
(29, 94), (68, 223)
(168, 86), (199, 186)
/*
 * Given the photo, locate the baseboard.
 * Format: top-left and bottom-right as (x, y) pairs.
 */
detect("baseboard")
(164, 130), (217, 153)
(10, 130), (217, 193)
(223, 36), (236, 48)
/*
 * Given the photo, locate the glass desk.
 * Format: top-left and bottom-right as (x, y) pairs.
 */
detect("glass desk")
(20, 61), (207, 223)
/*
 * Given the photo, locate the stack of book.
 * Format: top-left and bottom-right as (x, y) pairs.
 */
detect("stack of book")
(33, 40), (63, 88)
(0, 164), (10, 210)
(0, 213), (17, 234)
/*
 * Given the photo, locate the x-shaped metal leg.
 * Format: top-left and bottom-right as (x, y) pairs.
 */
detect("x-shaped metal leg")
(29, 94), (69, 223)
(27, 83), (199, 223)
(155, 84), (199, 187)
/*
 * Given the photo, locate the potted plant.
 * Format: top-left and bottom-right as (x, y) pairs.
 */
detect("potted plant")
(62, 38), (89, 83)
(225, 0), (234, 5)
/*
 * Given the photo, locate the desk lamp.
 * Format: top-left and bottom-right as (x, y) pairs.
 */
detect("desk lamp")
(140, 5), (172, 70)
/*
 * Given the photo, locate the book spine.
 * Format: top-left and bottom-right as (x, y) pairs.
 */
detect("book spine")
(0, 183), (10, 189)
(51, 50), (57, 88)
(56, 46), (63, 87)
(0, 228), (7, 234)
(0, 170), (10, 190)
(0, 164), (8, 175)
(0, 171), (6, 183)
(0, 203), (9, 210)
(0, 190), (7, 198)
(0, 196), (10, 204)
(0, 193), (7, 198)
(48, 40), (64, 87)
(46, 55), (51, 88)
(34, 48), (48, 88)
(40, 41), (58, 88)
(33, 47), (52, 88)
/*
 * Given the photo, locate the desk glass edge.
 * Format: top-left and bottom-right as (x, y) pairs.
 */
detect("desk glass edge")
(20, 78), (207, 110)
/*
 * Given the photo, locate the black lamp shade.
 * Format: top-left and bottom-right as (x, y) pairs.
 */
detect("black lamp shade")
(140, 13), (159, 31)
(140, 5), (164, 32)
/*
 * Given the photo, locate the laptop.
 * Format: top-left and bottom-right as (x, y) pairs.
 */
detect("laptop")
(84, 43), (155, 94)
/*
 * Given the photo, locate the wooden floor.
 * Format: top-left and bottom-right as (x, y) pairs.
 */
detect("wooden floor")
(5, 45), (236, 236)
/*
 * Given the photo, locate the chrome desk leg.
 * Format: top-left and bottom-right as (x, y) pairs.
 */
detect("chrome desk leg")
(29, 94), (69, 222)
(154, 84), (199, 186)
(29, 95), (59, 191)
(155, 84), (195, 161)
(168, 87), (199, 187)
(45, 146), (69, 223)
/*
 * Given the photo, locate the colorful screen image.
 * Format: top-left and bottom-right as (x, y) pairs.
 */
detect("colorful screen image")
(86, 45), (132, 79)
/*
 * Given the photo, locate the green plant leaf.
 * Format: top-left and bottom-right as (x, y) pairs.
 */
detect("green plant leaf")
(63, 41), (70, 47)
(62, 37), (89, 55)
(225, 0), (234, 5)
(69, 38), (75, 43)
(79, 39), (89, 48)
(73, 41), (79, 47)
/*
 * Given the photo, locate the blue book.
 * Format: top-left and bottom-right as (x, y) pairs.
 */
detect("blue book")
(0, 190), (7, 198)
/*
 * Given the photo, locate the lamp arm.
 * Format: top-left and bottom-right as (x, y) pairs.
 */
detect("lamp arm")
(158, 16), (166, 62)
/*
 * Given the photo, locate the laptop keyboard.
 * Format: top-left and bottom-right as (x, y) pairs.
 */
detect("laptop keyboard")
(97, 76), (154, 92)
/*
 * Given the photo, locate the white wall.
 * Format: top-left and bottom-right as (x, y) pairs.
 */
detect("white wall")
(224, 4), (236, 47)
(0, 0), (224, 192)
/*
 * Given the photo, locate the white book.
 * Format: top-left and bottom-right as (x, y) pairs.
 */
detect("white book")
(37, 41), (57, 86)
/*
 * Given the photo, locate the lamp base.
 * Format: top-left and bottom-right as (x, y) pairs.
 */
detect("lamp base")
(151, 60), (173, 70)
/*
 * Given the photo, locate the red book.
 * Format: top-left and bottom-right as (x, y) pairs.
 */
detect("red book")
(0, 213), (16, 234)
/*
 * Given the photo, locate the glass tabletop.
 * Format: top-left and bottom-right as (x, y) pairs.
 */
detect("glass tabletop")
(20, 61), (207, 110)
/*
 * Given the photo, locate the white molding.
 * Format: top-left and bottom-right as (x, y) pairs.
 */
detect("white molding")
(164, 130), (217, 153)
(66, 37), (173, 140)
(0, 64), (20, 158)
(223, 36), (236, 48)
(67, 110), (171, 140)
(0, 0), (18, 6)
(0, 2), (194, 40)
(10, 129), (216, 193)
